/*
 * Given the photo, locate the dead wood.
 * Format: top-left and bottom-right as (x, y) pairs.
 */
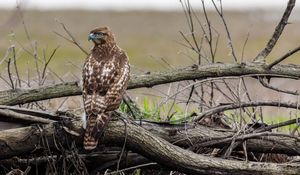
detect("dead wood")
(1, 63), (300, 106)
(0, 113), (300, 175)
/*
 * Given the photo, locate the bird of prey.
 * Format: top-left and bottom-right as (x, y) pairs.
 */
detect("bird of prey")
(82, 26), (130, 150)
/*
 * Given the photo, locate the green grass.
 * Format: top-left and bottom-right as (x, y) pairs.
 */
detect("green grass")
(119, 96), (191, 122)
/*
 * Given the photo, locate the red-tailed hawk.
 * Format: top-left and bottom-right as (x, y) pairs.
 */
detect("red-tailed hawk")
(82, 26), (130, 150)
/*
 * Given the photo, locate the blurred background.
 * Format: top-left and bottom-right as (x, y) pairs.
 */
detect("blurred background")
(0, 0), (299, 74)
(0, 0), (300, 127)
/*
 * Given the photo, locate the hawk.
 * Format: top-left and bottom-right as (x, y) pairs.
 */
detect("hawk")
(82, 26), (130, 150)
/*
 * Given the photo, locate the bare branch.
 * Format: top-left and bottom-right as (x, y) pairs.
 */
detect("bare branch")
(17, 5), (34, 51)
(0, 108), (55, 124)
(0, 74), (13, 88)
(54, 21), (88, 55)
(256, 118), (300, 133)
(0, 105), (67, 121)
(196, 131), (300, 155)
(254, 0), (296, 61)
(7, 57), (14, 89)
(41, 46), (59, 80)
(1, 63), (300, 105)
(259, 77), (299, 95)
(106, 162), (157, 175)
(11, 46), (21, 87)
(241, 32), (250, 62)
(211, 0), (237, 62)
(33, 40), (41, 84)
(1, 115), (300, 174)
(194, 101), (300, 122)
(268, 45), (300, 69)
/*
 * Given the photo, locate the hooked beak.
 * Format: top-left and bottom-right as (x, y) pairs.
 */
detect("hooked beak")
(88, 33), (96, 41)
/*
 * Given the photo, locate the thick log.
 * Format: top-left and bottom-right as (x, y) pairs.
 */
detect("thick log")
(0, 116), (300, 175)
(1, 63), (300, 105)
(135, 121), (300, 156)
(1, 118), (300, 158)
(0, 108), (55, 124)
(0, 151), (154, 173)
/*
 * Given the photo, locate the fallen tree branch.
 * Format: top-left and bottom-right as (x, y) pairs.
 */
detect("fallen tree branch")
(193, 101), (300, 122)
(0, 151), (154, 173)
(1, 63), (300, 105)
(2, 108), (300, 156)
(196, 131), (300, 153)
(0, 108), (54, 124)
(256, 118), (300, 133)
(0, 105), (67, 121)
(1, 113), (300, 174)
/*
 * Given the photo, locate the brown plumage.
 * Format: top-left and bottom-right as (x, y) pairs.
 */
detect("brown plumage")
(82, 26), (130, 150)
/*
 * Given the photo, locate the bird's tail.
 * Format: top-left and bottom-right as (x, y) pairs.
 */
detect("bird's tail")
(83, 112), (109, 150)
(84, 135), (98, 150)
(84, 114), (98, 150)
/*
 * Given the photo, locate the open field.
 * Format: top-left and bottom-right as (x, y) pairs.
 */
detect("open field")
(0, 9), (300, 123)
(0, 9), (300, 74)
(2, 6), (300, 174)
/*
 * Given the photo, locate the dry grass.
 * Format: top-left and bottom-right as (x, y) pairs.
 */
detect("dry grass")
(0, 9), (300, 74)
(0, 9), (300, 122)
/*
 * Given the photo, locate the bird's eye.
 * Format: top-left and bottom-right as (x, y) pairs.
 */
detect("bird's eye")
(95, 32), (103, 36)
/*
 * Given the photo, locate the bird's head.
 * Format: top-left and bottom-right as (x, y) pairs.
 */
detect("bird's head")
(88, 26), (115, 45)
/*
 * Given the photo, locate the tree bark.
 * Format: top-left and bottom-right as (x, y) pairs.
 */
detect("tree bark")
(1, 63), (300, 105)
(1, 114), (300, 175)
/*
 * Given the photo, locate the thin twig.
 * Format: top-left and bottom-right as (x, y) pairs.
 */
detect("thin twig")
(106, 162), (157, 175)
(33, 40), (41, 84)
(259, 77), (299, 95)
(194, 101), (300, 122)
(223, 130), (241, 158)
(7, 57), (14, 89)
(11, 45), (21, 87)
(54, 21), (88, 55)
(41, 46), (60, 80)
(201, 0), (215, 62)
(0, 74), (13, 87)
(156, 73), (296, 115)
(242, 141), (248, 161)
(0, 46), (12, 65)
(241, 32), (250, 62)
(116, 118), (128, 172)
(241, 78), (256, 120)
(267, 45), (300, 69)
(17, 5), (34, 51)
(211, 0), (237, 62)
